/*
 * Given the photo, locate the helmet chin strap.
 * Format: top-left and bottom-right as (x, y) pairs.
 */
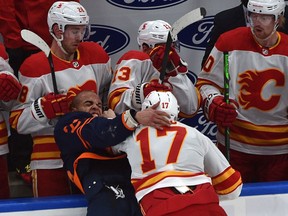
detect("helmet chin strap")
(51, 33), (69, 55)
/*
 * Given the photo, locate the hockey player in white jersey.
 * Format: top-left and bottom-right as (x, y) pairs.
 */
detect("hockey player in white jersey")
(196, 0), (288, 182)
(112, 91), (242, 216)
(9, 1), (112, 197)
(108, 20), (201, 118)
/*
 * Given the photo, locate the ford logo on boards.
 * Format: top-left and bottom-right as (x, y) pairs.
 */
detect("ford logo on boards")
(85, 24), (130, 55)
(107, 0), (187, 10)
(178, 16), (214, 51)
(179, 109), (217, 143)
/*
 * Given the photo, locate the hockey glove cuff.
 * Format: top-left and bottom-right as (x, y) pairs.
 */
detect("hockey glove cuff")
(132, 82), (148, 110)
(31, 93), (69, 123)
(122, 109), (139, 129)
(132, 80), (172, 110)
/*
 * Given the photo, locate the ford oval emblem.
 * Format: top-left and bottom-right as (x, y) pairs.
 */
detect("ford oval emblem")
(179, 108), (217, 143)
(107, 0), (187, 10)
(85, 24), (130, 55)
(178, 16), (214, 51)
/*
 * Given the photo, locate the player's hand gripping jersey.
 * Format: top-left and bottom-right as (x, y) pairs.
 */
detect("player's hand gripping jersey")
(54, 110), (139, 191)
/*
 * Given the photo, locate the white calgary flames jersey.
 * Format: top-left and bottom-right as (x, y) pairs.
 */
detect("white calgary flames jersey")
(197, 27), (288, 155)
(112, 121), (242, 201)
(108, 50), (200, 118)
(10, 42), (112, 169)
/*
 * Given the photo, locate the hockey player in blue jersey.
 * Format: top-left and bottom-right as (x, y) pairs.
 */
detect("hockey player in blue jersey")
(54, 90), (170, 216)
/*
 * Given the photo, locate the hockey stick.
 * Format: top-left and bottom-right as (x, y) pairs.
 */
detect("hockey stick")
(21, 29), (59, 94)
(223, 51), (230, 161)
(159, 7), (206, 82)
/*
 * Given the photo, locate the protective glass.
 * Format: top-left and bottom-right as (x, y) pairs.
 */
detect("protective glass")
(248, 13), (275, 25)
(65, 25), (89, 41)
(154, 39), (180, 53)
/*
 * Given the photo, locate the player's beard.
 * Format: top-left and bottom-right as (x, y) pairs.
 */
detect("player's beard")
(250, 25), (277, 46)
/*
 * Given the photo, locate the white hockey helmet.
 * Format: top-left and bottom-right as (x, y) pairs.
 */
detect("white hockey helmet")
(137, 20), (178, 49)
(247, 0), (285, 19)
(47, 1), (89, 34)
(141, 91), (179, 122)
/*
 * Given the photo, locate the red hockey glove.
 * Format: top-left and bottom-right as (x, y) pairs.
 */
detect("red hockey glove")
(132, 80), (171, 109)
(149, 45), (188, 77)
(204, 94), (238, 127)
(31, 93), (69, 122)
(143, 80), (172, 97)
(0, 71), (21, 101)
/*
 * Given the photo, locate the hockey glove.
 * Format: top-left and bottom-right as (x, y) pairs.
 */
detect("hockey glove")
(143, 80), (172, 97)
(0, 71), (21, 101)
(204, 94), (238, 127)
(31, 93), (69, 122)
(132, 80), (171, 109)
(149, 45), (188, 77)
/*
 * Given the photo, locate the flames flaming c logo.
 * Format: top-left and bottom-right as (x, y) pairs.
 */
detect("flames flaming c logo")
(238, 69), (284, 110)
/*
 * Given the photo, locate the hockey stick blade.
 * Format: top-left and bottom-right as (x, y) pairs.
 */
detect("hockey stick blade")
(159, 7), (206, 82)
(21, 29), (58, 94)
(21, 29), (50, 57)
(171, 7), (206, 40)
